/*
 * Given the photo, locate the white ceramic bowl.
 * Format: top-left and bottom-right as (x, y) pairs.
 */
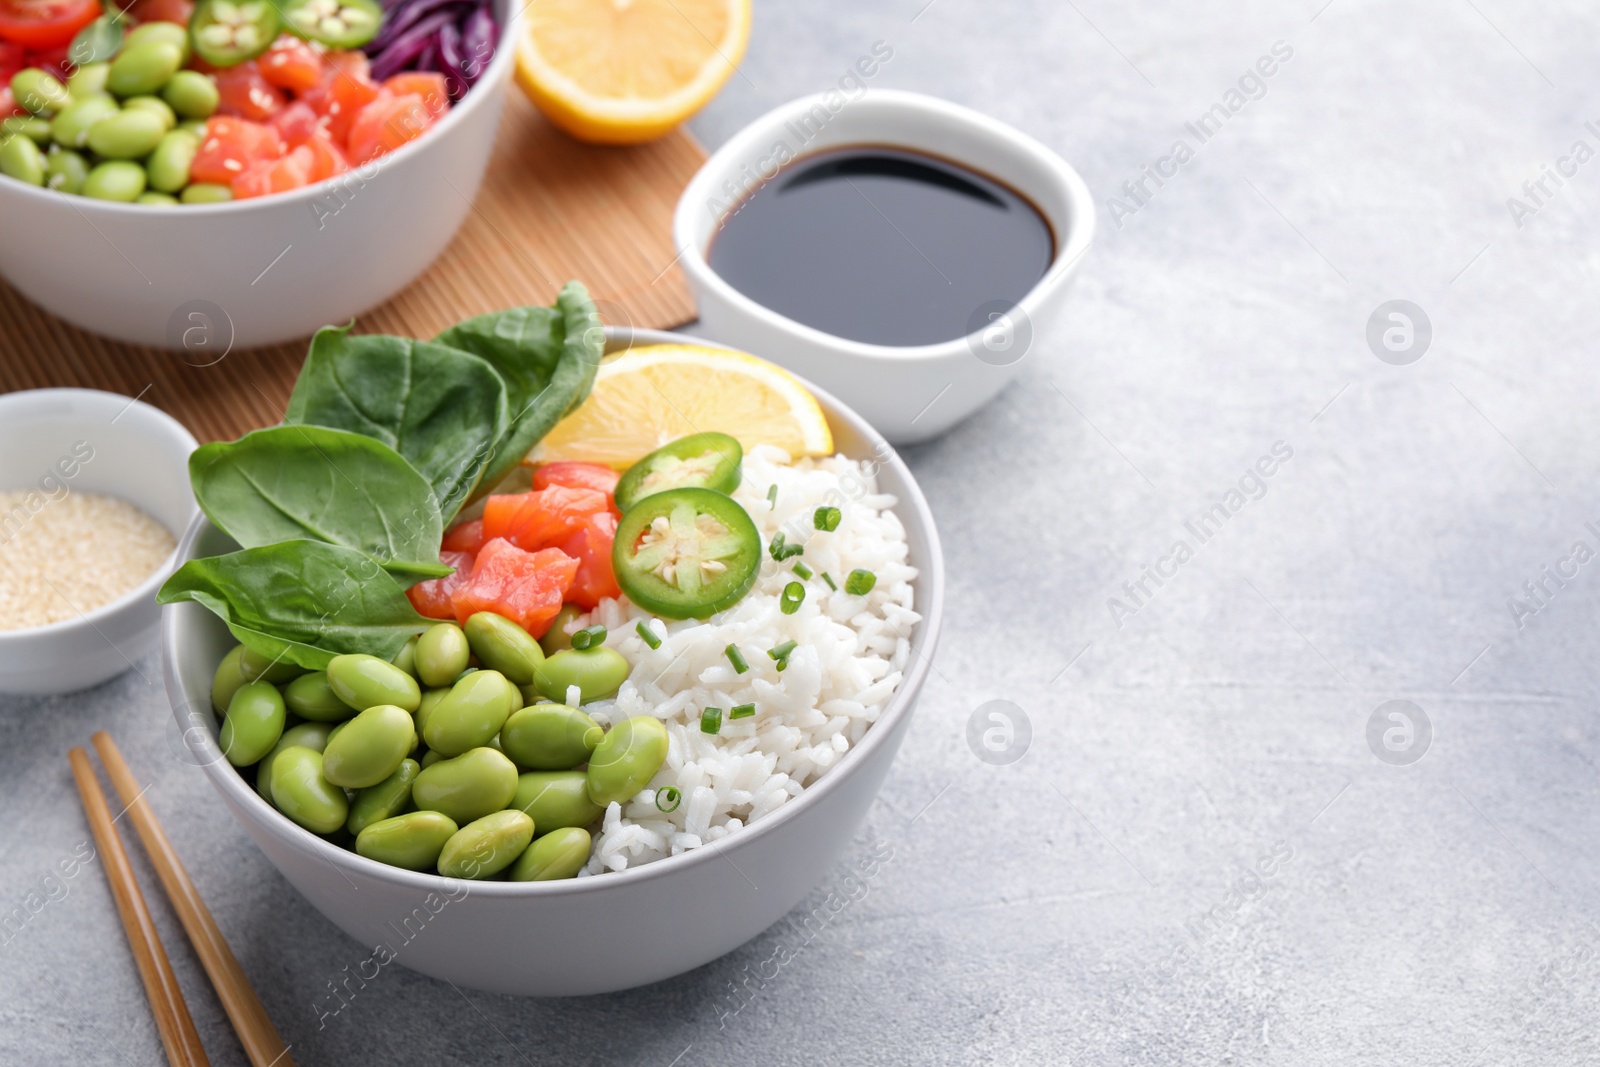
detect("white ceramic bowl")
(674, 89), (1096, 445)
(0, 1), (517, 350)
(161, 328), (944, 996)
(0, 388), (198, 694)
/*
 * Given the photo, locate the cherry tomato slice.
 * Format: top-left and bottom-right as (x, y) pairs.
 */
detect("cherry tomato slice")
(0, 0), (101, 50)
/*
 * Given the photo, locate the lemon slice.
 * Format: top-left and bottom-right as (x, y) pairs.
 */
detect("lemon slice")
(515, 0), (751, 145)
(531, 344), (833, 468)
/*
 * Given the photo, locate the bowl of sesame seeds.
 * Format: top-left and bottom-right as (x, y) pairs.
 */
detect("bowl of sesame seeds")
(0, 388), (198, 696)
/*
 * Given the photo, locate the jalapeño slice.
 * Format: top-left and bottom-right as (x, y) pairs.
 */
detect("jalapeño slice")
(190, 0), (279, 66)
(612, 488), (760, 619)
(280, 0), (382, 49)
(614, 432), (742, 512)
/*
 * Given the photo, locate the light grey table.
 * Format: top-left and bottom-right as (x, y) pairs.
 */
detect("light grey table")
(5, 1), (1597, 1063)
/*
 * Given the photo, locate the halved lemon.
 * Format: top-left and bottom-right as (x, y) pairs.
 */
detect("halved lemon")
(515, 0), (752, 145)
(530, 344), (833, 467)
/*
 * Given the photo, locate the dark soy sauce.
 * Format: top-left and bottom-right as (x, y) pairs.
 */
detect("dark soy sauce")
(707, 146), (1054, 348)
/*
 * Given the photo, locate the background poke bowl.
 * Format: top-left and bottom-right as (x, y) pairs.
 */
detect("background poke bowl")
(0, 0), (517, 351)
(161, 328), (945, 997)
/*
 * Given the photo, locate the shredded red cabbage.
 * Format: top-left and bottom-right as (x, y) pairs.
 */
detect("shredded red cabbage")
(365, 0), (496, 100)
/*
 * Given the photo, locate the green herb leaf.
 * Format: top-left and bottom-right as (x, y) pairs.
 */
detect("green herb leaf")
(189, 425), (450, 583)
(434, 281), (603, 502)
(285, 324), (509, 523)
(69, 16), (123, 66)
(158, 541), (433, 669)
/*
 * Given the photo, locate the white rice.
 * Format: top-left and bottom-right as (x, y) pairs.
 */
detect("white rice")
(569, 445), (918, 875)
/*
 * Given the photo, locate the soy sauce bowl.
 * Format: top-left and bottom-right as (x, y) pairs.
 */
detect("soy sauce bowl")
(161, 328), (946, 997)
(674, 89), (1095, 444)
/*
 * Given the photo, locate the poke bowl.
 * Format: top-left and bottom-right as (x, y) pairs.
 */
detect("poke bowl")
(161, 322), (944, 997)
(0, 0), (515, 349)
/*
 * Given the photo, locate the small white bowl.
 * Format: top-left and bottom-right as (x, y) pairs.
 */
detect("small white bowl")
(162, 328), (945, 996)
(0, 389), (198, 695)
(674, 89), (1096, 444)
(0, 0), (518, 351)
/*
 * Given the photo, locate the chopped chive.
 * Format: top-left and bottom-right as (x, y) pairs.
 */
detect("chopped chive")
(792, 561), (813, 580)
(571, 624), (607, 650)
(655, 786), (682, 813)
(725, 644), (749, 673)
(636, 621), (662, 649)
(730, 703), (756, 719)
(821, 571), (837, 591)
(766, 484), (778, 509)
(767, 640), (798, 662)
(814, 506), (841, 531)
(845, 569), (877, 596)
(768, 532), (804, 562)
(780, 581), (805, 615)
(776, 657), (790, 673)
(701, 706), (723, 734)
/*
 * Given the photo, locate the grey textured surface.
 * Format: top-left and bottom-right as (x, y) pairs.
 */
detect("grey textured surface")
(4, 0), (1598, 1063)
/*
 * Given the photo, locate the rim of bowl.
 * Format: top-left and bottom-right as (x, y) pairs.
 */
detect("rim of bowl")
(164, 327), (947, 897)
(0, 0), (521, 217)
(672, 88), (1097, 363)
(0, 388), (197, 644)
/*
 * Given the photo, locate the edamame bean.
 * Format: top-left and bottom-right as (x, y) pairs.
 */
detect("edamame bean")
(586, 716), (668, 806)
(136, 191), (177, 204)
(51, 94), (119, 148)
(510, 771), (603, 835)
(538, 604), (584, 656)
(3, 116), (52, 143)
(83, 160), (146, 201)
(423, 670), (516, 757)
(106, 41), (184, 98)
(162, 71), (218, 119)
(270, 747), (348, 833)
(123, 95), (176, 132)
(180, 181), (231, 204)
(420, 749), (444, 769)
(416, 622), (470, 688)
(534, 647), (630, 704)
(464, 611), (545, 685)
(256, 722), (334, 801)
(411, 747), (517, 824)
(67, 63), (110, 100)
(87, 109), (167, 160)
(437, 810), (534, 879)
(510, 826), (590, 881)
(11, 69), (70, 115)
(0, 135), (44, 186)
(284, 671), (355, 721)
(124, 20), (192, 65)
(327, 653), (421, 712)
(347, 758), (420, 835)
(220, 681), (286, 766)
(500, 705), (602, 771)
(392, 634), (418, 678)
(414, 687), (448, 736)
(322, 704), (416, 788)
(355, 810), (458, 871)
(43, 147), (88, 194)
(238, 645), (304, 684)
(211, 645), (250, 714)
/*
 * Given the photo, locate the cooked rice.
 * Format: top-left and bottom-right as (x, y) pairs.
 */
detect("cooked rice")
(572, 445), (918, 874)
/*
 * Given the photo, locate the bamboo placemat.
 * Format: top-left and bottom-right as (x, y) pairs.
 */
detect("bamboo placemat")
(0, 90), (703, 443)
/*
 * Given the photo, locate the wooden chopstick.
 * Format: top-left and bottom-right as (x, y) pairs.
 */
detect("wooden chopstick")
(92, 732), (296, 1067)
(68, 747), (211, 1067)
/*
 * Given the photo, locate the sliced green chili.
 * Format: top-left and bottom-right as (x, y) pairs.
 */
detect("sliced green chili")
(636, 621), (662, 649)
(845, 569), (877, 595)
(571, 624), (607, 650)
(725, 644), (749, 674)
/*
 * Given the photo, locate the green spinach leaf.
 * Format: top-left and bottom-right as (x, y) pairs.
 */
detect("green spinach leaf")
(158, 541), (434, 669)
(190, 425), (450, 583)
(285, 326), (509, 522)
(434, 281), (604, 502)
